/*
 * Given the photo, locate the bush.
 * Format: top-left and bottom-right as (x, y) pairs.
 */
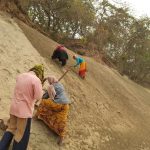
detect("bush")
(77, 49), (86, 55)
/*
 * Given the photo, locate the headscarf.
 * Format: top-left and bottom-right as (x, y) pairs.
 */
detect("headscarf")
(56, 45), (64, 49)
(47, 76), (58, 100)
(47, 85), (56, 100)
(53, 83), (70, 104)
(73, 55), (77, 59)
(47, 76), (58, 85)
(29, 64), (44, 82)
(46, 76), (70, 104)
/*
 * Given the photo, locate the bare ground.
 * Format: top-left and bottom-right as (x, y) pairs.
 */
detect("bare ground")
(0, 12), (150, 150)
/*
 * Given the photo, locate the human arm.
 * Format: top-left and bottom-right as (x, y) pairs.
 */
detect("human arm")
(65, 52), (69, 60)
(47, 85), (56, 100)
(74, 58), (80, 67)
(33, 79), (43, 101)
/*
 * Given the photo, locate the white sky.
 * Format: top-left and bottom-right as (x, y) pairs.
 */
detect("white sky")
(110, 0), (150, 17)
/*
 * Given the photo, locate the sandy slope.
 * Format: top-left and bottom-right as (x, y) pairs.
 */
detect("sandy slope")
(0, 12), (150, 150)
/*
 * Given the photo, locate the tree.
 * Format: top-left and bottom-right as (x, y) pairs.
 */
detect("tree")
(123, 18), (150, 82)
(27, 0), (95, 39)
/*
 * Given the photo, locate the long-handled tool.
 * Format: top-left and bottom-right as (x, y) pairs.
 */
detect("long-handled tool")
(58, 65), (75, 81)
(35, 66), (73, 108)
(42, 66), (73, 84)
(58, 68), (70, 81)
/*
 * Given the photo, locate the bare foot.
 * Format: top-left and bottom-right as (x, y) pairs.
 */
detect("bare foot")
(32, 114), (38, 120)
(57, 137), (64, 145)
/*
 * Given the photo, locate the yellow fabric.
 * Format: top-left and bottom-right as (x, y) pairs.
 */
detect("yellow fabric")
(36, 99), (69, 138)
(79, 62), (86, 78)
(30, 64), (44, 81)
(79, 62), (86, 72)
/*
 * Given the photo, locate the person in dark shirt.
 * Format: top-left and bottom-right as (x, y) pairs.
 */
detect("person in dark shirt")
(51, 45), (69, 66)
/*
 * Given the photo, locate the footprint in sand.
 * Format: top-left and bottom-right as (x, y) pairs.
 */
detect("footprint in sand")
(0, 68), (12, 80)
(0, 48), (4, 54)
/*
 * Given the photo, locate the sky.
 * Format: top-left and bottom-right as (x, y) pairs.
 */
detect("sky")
(110, 0), (150, 18)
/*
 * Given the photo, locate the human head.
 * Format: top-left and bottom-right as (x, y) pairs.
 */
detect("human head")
(73, 55), (77, 59)
(29, 64), (44, 82)
(47, 76), (58, 85)
(57, 45), (64, 49)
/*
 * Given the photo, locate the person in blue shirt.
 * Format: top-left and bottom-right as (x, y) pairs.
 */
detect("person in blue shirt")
(73, 55), (87, 79)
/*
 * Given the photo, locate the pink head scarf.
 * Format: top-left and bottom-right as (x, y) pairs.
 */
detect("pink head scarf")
(47, 76), (58, 100)
(47, 76), (58, 85)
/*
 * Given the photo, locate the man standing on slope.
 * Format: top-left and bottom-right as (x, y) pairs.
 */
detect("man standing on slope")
(0, 64), (44, 150)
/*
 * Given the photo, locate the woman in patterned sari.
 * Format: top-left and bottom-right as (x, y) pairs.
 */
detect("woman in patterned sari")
(73, 55), (87, 79)
(35, 76), (70, 145)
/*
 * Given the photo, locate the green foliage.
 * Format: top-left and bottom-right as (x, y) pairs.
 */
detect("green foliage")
(122, 18), (150, 82)
(27, 0), (95, 39)
(77, 49), (86, 55)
